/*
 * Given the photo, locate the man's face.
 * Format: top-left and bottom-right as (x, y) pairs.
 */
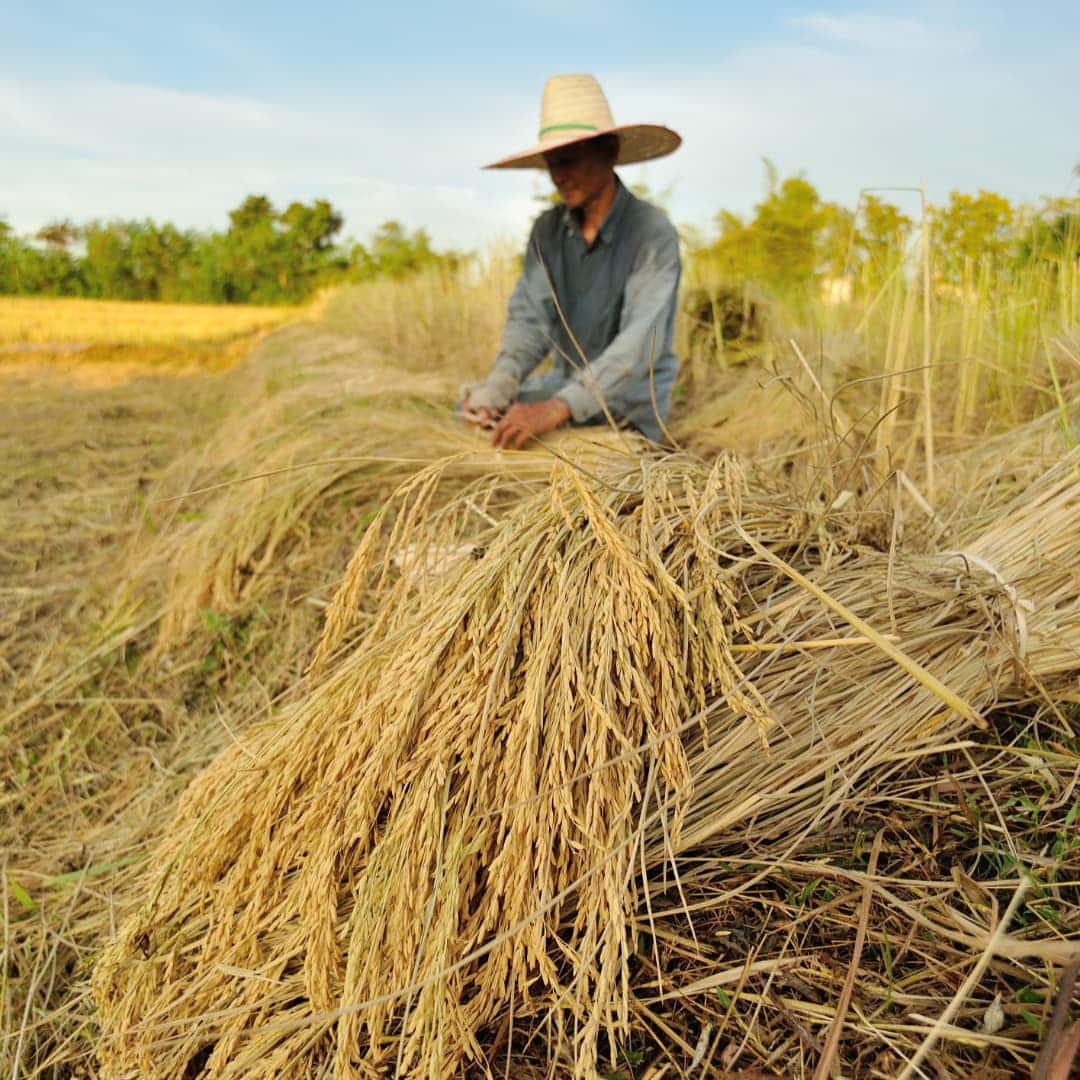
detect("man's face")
(544, 140), (614, 210)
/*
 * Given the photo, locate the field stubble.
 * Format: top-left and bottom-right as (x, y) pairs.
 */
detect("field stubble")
(2, 257), (1079, 1078)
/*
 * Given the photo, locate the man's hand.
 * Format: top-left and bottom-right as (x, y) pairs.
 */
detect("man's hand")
(492, 398), (571, 449)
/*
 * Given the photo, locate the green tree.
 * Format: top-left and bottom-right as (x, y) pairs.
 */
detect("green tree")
(930, 189), (1015, 283)
(82, 222), (139, 298)
(1015, 195), (1080, 269)
(280, 199), (346, 294)
(217, 195), (350, 302)
(856, 195), (914, 288)
(356, 221), (441, 279)
(697, 164), (833, 294)
(818, 202), (857, 280)
(860, 195), (913, 262)
(0, 199), (474, 303)
(130, 222), (195, 300)
(36, 219), (79, 250)
(35, 247), (82, 295)
(0, 219), (70, 295)
(184, 232), (235, 303)
(281, 199), (343, 253)
(0, 219), (22, 293)
(751, 174), (827, 289)
(222, 195), (285, 302)
(702, 209), (759, 280)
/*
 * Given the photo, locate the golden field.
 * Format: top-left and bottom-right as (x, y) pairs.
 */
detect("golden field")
(0, 294), (309, 347)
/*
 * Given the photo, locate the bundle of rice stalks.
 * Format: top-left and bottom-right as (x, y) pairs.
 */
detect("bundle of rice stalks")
(93, 445), (1079, 1076)
(632, 447), (1080, 1073)
(144, 358), (459, 646)
(92, 452), (786, 1077)
(139, 327), (634, 653)
(929, 395), (1079, 534)
(669, 447), (1080, 857)
(670, 364), (818, 458)
(4, 326), (582, 1077)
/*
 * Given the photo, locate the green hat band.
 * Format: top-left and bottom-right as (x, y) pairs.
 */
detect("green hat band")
(539, 122), (599, 137)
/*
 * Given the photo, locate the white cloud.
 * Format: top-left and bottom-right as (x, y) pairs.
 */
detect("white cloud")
(0, 76), (536, 248)
(1, 24), (1076, 257)
(600, 34), (1075, 231)
(789, 12), (975, 52)
(0, 79), (292, 156)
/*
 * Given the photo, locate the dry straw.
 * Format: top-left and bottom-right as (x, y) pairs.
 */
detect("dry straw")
(93, 446), (1080, 1077)
(2, 325), (577, 1076)
(93, 452), (776, 1077)
(8, 254), (1079, 1078)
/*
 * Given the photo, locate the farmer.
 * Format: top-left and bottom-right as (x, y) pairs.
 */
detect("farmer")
(461, 74), (683, 449)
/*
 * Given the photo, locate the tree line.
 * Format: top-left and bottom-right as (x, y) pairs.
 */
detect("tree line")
(0, 195), (459, 305)
(687, 160), (1079, 296)
(2, 171), (1077, 305)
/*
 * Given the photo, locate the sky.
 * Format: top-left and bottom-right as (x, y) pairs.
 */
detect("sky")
(2, 1), (1078, 251)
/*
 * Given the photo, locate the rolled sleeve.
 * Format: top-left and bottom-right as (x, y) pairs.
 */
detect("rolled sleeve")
(552, 379), (602, 424)
(460, 368), (519, 412)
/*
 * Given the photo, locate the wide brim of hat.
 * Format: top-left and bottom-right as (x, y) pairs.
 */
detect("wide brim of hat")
(483, 123), (681, 170)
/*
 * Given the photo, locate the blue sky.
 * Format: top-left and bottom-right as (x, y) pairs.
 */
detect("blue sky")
(2, 1), (1078, 249)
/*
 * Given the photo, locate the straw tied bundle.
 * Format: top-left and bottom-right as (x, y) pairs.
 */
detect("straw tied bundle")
(93, 450), (1080, 1077)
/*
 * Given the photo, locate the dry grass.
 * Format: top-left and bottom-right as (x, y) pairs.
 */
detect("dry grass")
(3, 254), (1079, 1078)
(1, 313), (600, 1077)
(89, 445), (1080, 1078)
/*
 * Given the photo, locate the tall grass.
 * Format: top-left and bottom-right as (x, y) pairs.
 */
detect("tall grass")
(683, 226), (1078, 488)
(321, 246), (519, 380)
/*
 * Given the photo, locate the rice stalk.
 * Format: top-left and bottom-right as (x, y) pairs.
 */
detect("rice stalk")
(93, 453), (781, 1078)
(92, 447), (1079, 1077)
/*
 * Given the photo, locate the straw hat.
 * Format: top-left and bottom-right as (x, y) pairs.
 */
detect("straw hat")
(484, 74), (681, 170)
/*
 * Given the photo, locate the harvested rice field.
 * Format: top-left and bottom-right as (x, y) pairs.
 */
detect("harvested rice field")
(0, 295), (311, 347)
(3, 269), (1079, 1079)
(0, 296), (318, 383)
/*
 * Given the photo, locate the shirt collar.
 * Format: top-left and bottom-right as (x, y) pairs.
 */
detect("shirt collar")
(562, 176), (631, 247)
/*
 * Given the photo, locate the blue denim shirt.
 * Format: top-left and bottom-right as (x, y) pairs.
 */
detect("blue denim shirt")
(489, 178), (681, 442)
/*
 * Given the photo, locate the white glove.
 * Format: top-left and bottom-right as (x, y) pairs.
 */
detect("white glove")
(460, 370), (519, 414)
